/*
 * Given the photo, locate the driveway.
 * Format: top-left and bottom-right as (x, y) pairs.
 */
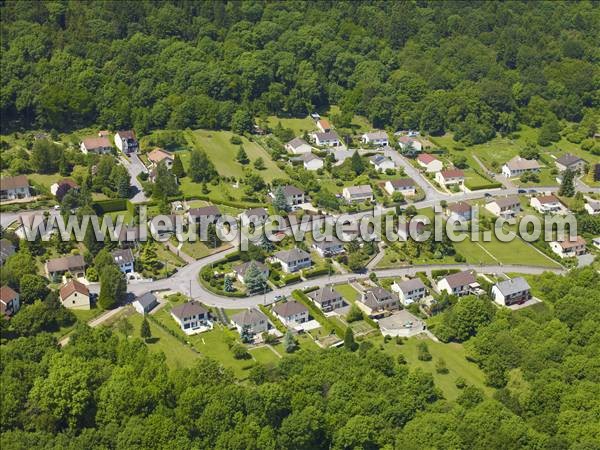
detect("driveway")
(120, 153), (148, 204)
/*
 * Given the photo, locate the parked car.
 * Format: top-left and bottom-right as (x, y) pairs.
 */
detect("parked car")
(518, 189), (526, 194)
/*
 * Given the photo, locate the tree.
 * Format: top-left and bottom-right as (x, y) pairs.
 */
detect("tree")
(1, 250), (37, 289)
(272, 185), (288, 212)
(417, 341), (432, 361)
(110, 165), (131, 198)
(205, 223), (221, 248)
(244, 261), (267, 294)
(344, 328), (358, 352)
(239, 325), (253, 344)
(283, 330), (298, 353)
(346, 304), (364, 323)
(231, 109), (254, 134)
(140, 317), (151, 341)
(558, 168), (575, 197)
(351, 151), (364, 175)
(236, 146), (249, 164)
(188, 150), (217, 183)
(347, 252), (365, 273)
(98, 265), (125, 310)
(19, 274), (50, 304)
(139, 242), (163, 274)
(223, 276), (234, 292)
(152, 161), (178, 199)
(253, 157), (265, 170)
(116, 318), (133, 337)
(435, 358), (449, 374)
(171, 153), (185, 178)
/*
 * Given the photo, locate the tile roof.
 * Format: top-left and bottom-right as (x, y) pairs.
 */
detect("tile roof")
(135, 292), (158, 309)
(558, 236), (586, 249)
(171, 301), (208, 320)
(535, 195), (560, 204)
(0, 285), (18, 303)
(82, 136), (111, 149)
(314, 131), (340, 141)
(556, 153), (584, 167)
(112, 248), (134, 265)
(234, 260), (268, 277)
(286, 137), (309, 149)
(492, 196), (520, 208)
(147, 148), (174, 163)
(188, 205), (221, 217)
(417, 153), (438, 164)
(283, 185), (304, 196)
(447, 202), (471, 214)
(394, 278), (426, 294)
(307, 285), (342, 305)
(440, 169), (465, 178)
(345, 185), (373, 196)
(495, 277), (531, 296)
(59, 279), (89, 300)
(0, 175), (29, 190)
(364, 130), (388, 140)
(388, 178), (416, 189)
(116, 130), (136, 139)
(46, 254), (85, 273)
(272, 300), (308, 317)
(231, 308), (268, 326)
(505, 156), (541, 171)
(274, 247), (311, 263)
(442, 270), (476, 288)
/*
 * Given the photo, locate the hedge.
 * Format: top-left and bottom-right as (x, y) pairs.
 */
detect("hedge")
(92, 198), (134, 214)
(282, 273), (302, 285)
(431, 268), (461, 278)
(258, 305), (287, 334)
(292, 290), (345, 338)
(225, 252), (241, 262)
(464, 181), (502, 191)
(184, 195), (261, 210)
(303, 267), (330, 279)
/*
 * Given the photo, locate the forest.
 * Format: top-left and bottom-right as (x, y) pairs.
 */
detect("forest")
(2, 1), (599, 146)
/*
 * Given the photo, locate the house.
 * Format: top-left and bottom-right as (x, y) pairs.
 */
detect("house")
(171, 301), (213, 334)
(437, 270), (479, 296)
(550, 236), (587, 258)
(369, 155), (395, 172)
(502, 156), (541, 178)
(272, 300), (309, 327)
(592, 237), (600, 250)
(80, 136), (112, 154)
(446, 202), (472, 221)
(0, 285), (20, 317)
(312, 238), (345, 258)
(491, 278), (531, 306)
(584, 198), (600, 216)
(361, 131), (389, 146)
(270, 185), (306, 207)
(50, 178), (79, 201)
(378, 309), (425, 337)
(385, 178), (416, 196)
(114, 130), (139, 154)
(555, 153), (586, 173)
(45, 254), (86, 280)
(273, 248), (312, 273)
(397, 136), (423, 153)
(358, 287), (399, 317)
(285, 137), (312, 154)
(342, 185), (373, 203)
(0, 239), (16, 266)
(187, 205), (222, 225)
(0, 175), (31, 200)
(316, 118), (331, 133)
(98, 130), (110, 138)
(147, 148), (174, 169)
(301, 153), (324, 171)
(397, 219), (426, 241)
(233, 260), (269, 284)
(230, 308), (269, 335)
(132, 292), (159, 315)
(111, 248), (135, 274)
(115, 224), (143, 248)
(59, 279), (90, 310)
(435, 169), (465, 187)
(312, 131), (341, 147)
(307, 285), (345, 312)
(416, 153), (443, 173)
(391, 278), (427, 306)
(530, 195), (564, 214)
(486, 197), (521, 218)
(149, 214), (180, 236)
(240, 207), (269, 226)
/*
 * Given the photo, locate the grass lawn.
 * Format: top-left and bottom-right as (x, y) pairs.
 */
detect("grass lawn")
(370, 335), (492, 401)
(334, 284), (360, 303)
(177, 238), (230, 260)
(53, 307), (103, 339)
(249, 346), (281, 365)
(266, 116), (316, 136)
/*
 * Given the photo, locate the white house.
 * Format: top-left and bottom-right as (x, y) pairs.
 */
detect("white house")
(0, 175), (31, 201)
(312, 131), (341, 147)
(435, 169), (465, 187)
(230, 308), (269, 335)
(555, 154), (586, 173)
(59, 280), (90, 310)
(502, 156), (541, 178)
(272, 300), (309, 327)
(171, 301), (213, 334)
(271, 185), (306, 207)
(446, 202), (472, 221)
(273, 248), (312, 273)
(397, 136), (423, 153)
(485, 197), (521, 218)
(391, 278), (427, 306)
(111, 248), (135, 274)
(384, 178), (416, 196)
(369, 155), (395, 172)
(187, 205), (222, 225)
(550, 236), (587, 258)
(80, 136), (112, 154)
(0, 285), (20, 317)
(584, 199), (600, 216)
(530, 195), (564, 214)
(301, 153), (324, 171)
(316, 118), (331, 133)
(285, 137), (312, 154)
(491, 278), (531, 306)
(133, 292), (159, 314)
(233, 260), (269, 284)
(592, 237), (600, 250)
(416, 153), (443, 172)
(240, 207), (268, 226)
(147, 148), (174, 169)
(361, 131), (389, 146)
(357, 287), (400, 317)
(307, 285), (345, 312)
(312, 238), (345, 258)
(114, 130), (138, 154)
(437, 271), (478, 297)
(342, 185), (373, 203)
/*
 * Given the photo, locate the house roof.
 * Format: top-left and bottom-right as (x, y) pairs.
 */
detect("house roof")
(231, 308), (268, 326)
(112, 248), (134, 265)
(495, 277), (530, 296)
(586, 199), (600, 211)
(82, 136), (111, 149)
(398, 136), (418, 144)
(56, 178), (79, 189)
(171, 301), (207, 320)
(0, 285), (18, 303)
(135, 292), (158, 309)
(364, 130), (388, 140)
(440, 169), (465, 179)
(362, 287), (396, 308)
(370, 155), (393, 166)
(558, 236), (586, 249)
(188, 205), (221, 217)
(46, 254), (85, 273)
(312, 237), (343, 251)
(117, 130), (136, 140)
(556, 153), (584, 167)
(243, 207), (268, 218)
(272, 300), (308, 317)
(147, 148), (174, 163)
(417, 153), (438, 164)
(234, 260), (268, 277)
(314, 131), (340, 141)
(274, 247), (311, 263)
(394, 278), (426, 294)
(1, 175), (29, 190)
(0, 239), (16, 260)
(505, 156), (541, 171)
(59, 279), (89, 300)
(286, 137), (309, 149)
(442, 270), (476, 288)
(492, 196), (520, 208)
(116, 225), (142, 242)
(317, 118), (331, 130)
(283, 185), (304, 196)
(447, 202), (471, 214)
(535, 195), (560, 205)
(302, 153), (322, 163)
(307, 285), (342, 305)
(344, 185), (373, 196)
(388, 178), (415, 189)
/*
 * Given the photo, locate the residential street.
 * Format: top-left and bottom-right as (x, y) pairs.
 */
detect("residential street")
(119, 153), (148, 204)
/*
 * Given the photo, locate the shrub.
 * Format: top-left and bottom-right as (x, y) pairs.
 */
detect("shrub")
(417, 341), (432, 361)
(231, 343), (251, 360)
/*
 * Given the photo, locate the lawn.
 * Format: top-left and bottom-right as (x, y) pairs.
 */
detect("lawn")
(249, 346), (281, 365)
(370, 335), (492, 401)
(53, 307), (103, 339)
(266, 116), (316, 136)
(335, 284), (360, 303)
(176, 237), (231, 260)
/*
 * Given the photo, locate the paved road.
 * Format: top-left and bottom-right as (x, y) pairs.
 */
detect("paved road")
(120, 153), (148, 204)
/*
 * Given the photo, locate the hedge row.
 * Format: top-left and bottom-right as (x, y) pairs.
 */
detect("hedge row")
(258, 305), (287, 334)
(431, 268), (461, 278)
(282, 273), (302, 285)
(292, 290), (345, 338)
(303, 267), (330, 279)
(92, 198), (133, 214)
(464, 181), (503, 191)
(185, 195), (261, 210)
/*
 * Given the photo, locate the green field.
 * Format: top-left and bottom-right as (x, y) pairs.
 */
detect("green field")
(266, 116), (316, 136)
(370, 335), (492, 401)
(334, 284), (360, 303)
